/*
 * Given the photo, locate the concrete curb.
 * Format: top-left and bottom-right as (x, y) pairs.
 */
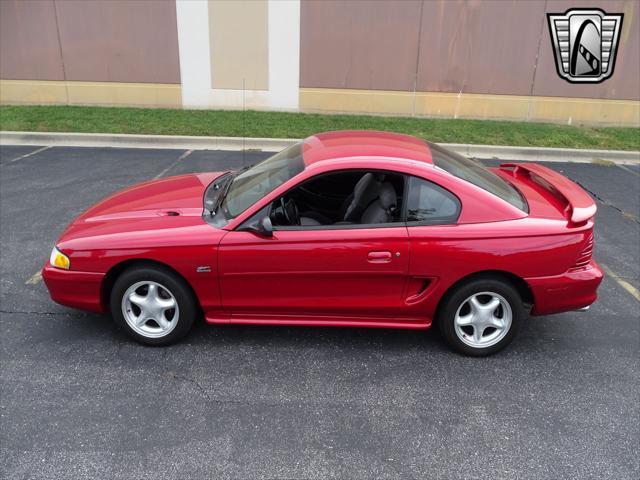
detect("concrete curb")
(0, 131), (296, 153)
(444, 143), (640, 165)
(1, 131), (638, 165)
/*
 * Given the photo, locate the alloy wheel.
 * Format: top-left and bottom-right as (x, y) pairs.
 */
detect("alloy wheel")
(121, 281), (180, 338)
(453, 291), (512, 348)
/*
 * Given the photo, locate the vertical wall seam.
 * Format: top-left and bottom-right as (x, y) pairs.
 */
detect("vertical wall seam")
(411, 0), (425, 117)
(174, 0), (185, 106)
(528, 0), (548, 122)
(51, 0), (69, 104)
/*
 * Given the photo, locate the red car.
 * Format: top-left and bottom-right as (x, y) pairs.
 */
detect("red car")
(43, 131), (603, 355)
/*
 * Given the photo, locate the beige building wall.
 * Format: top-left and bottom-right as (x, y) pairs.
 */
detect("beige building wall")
(0, 0), (638, 125)
(209, 0), (269, 90)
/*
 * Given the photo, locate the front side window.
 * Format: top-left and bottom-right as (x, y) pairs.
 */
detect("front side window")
(428, 142), (528, 212)
(270, 170), (405, 229)
(406, 177), (460, 225)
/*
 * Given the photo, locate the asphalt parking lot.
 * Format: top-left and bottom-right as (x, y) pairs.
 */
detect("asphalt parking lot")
(1, 144), (638, 480)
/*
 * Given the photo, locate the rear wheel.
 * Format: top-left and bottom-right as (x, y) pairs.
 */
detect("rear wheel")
(110, 266), (197, 346)
(438, 277), (525, 356)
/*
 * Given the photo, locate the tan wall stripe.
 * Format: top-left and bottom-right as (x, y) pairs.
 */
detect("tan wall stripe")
(299, 88), (640, 126)
(0, 80), (182, 108)
(208, 0), (269, 91)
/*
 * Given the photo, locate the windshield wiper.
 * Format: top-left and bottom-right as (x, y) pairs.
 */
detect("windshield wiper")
(204, 172), (233, 217)
(204, 166), (252, 217)
(213, 174), (234, 214)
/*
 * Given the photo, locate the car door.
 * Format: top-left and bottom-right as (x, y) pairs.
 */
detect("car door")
(218, 223), (410, 321)
(403, 175), (463, 319)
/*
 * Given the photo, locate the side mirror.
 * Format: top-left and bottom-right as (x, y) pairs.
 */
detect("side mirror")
(239, 215), (273, 237)
(258, 216), (274, 237)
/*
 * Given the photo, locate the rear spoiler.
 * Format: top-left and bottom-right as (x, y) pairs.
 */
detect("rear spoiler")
(501, 163), (596, 224)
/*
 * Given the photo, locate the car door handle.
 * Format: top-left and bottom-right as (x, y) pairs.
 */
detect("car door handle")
(367, 251), (392, 263)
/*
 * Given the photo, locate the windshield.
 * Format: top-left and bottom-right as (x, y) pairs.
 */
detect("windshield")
(204, 142), (305, 225)
(428, 142), (528, 212)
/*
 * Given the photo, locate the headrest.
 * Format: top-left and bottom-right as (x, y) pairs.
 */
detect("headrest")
(353, 173), (376, 197)
(353, 172), (386, 196)
(379, 183), (397, 210)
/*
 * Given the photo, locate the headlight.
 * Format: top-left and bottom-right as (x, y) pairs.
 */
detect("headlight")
(49, 247), (70, 270)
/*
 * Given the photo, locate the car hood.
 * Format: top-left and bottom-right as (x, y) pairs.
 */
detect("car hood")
(57, 172), (227, 249)
(76, 172), (225, 222)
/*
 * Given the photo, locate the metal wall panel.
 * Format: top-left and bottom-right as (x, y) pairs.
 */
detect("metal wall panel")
(54, 0), (181, 84)
(0, 0), (65, 81)
(300, 0), (639, 101)
(416, 0), (545, 96)
(300, 0), (423, 91)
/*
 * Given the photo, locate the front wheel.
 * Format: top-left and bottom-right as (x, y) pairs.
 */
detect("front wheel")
(438, 278), (525, 356)
(110, 266), (197, 346)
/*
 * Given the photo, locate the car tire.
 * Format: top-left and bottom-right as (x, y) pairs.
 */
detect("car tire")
(110, 265), (197, 346)
(438, 277), (525, 356)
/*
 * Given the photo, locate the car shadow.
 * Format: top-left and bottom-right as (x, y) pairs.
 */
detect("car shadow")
(30, 307), (598, 360)
(188, 317), (448, 353)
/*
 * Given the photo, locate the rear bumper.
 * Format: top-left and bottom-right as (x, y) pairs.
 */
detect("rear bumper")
(527, 260), (604, 315)
(42, 264), (106, 313)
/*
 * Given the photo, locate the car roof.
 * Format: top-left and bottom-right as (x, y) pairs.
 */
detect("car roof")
(301, 130), (433, 167)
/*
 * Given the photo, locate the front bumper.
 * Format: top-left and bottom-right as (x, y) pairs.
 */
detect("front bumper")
(42, 263), (106, 313)
(527, 260), (604, 315)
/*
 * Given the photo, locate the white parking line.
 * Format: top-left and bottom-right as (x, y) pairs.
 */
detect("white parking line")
(25, 271), (43, 285)
(616, 164), (640, 179)
(6, 145), (52, 163)
(153, 149), (193, 179)
(601, 263), (640, 302)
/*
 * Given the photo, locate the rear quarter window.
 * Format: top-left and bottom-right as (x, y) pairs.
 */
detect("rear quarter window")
(428, 142), (528, 212)
(406, 176), (460, 225)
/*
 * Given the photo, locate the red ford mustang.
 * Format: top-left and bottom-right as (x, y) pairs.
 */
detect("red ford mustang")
(43, 131), (603, 355)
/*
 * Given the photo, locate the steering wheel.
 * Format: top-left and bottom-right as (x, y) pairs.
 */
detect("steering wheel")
(280, 197), (300, 226)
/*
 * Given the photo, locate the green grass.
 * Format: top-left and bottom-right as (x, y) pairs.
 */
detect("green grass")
(1, 105), (638, 151)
